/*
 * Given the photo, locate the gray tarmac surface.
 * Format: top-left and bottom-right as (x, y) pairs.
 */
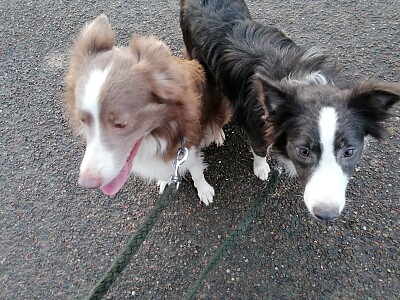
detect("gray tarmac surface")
(1, 0), (399, 299)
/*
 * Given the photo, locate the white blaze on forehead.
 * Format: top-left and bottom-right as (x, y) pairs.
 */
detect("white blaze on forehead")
(303, 106), (348, 216)
(80, 68), (109, 112)
(79, 68), (116, 184)
(319, 107), (337, 162)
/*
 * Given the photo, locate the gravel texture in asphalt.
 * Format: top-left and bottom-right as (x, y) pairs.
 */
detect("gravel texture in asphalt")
(1, 0), (399, 299)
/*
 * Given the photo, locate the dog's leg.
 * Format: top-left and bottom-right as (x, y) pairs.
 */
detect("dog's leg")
(200, 126), (226, 148)
(240, 111), (270, 181)
(214, 128), (226, 147)
(251, 148), (270, 181)
(192, 170), (215, 205)
(187, 149), (215, 205)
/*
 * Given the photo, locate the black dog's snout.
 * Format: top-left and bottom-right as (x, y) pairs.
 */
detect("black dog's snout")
(313, 204), (340, 221)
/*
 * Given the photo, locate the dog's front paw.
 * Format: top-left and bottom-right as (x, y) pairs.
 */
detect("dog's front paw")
(253, 159), (270, 181)
(157, 180), (168, 194)
(197, 184), (215, 205)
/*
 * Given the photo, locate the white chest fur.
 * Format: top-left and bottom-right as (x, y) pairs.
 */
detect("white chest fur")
(130, 136), (203, 183)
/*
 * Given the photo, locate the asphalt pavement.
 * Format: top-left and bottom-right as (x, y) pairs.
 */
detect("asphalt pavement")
(1, 0), (399, 299)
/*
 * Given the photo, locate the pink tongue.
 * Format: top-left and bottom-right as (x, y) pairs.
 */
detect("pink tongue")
(100, 139), (142, 196)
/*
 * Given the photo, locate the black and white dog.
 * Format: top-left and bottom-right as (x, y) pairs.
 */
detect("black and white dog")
(180, 0), (400, 220)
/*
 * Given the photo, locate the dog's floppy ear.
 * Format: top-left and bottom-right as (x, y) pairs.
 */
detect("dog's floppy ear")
(150, 68), (184, 101)
(129, 35), (172, 61)
(254, 73), (293, 113)
(74, 14), (115, 56)
(347, 82), (400, 140)
(129, 36), (184, 101)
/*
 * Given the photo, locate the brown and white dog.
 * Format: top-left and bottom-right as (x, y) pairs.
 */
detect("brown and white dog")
(64, 15), (230, 204)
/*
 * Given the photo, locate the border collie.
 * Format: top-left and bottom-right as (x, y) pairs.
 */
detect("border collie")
(64, 15), (231, 205)
(180, 0), (400, 220)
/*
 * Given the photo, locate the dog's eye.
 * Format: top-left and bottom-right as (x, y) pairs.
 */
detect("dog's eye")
(343, 148), (355, 158)
(114, 121), (127, 129)
(298, 147), (310, 158)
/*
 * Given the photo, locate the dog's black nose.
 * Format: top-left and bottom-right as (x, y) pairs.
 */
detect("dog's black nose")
(312, 204), (339, 221)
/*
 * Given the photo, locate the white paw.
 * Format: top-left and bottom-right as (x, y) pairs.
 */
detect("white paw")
(157, 180), (168, 194)
(253, 159), (270, 181)
(197, 184), (215, 206)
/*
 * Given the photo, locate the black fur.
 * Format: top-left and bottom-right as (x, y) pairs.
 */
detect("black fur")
(181, 0), (400, 219)
(180, 0), (399, 159)
(180, 0), (337, 156)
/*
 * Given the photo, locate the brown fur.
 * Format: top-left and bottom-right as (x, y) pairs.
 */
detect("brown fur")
(64, 15), (231, 163)
(64, 16), (115, 133)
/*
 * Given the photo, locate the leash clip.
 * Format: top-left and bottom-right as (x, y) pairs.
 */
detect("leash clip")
(170, 146), (188, 190)
(275, 165), (283, 176)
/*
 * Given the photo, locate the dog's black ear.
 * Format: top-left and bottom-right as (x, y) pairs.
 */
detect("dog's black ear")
(254, 73), (293, 113)
(347, 82), (400, 140)
(74, 14), (115, 55)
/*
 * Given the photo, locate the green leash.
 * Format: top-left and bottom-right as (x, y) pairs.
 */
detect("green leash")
(183, 168), (281, 300)
(86, 183), (178, 300)
(85, 160), (280, 299)
(86, 146), (188, 300)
